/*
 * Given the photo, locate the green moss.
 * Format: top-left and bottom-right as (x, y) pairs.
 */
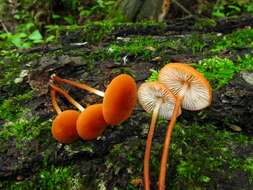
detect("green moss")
(0, 50), (23, 86)
(195, 55), (253, 89)
(212, 28), (253, 52)
(195, 56), (237, 90)
(237, 54), (253, 71)
(0, 50), (41, 87)
(0, 90), (51, 147)
(0, 119), (50, 146)
(168, 123), (253, 189)
(1, 166), (81, 190)
(107, 36), (155, 60)
(38, 166), (80, 190)
(0, 91), (33, 121)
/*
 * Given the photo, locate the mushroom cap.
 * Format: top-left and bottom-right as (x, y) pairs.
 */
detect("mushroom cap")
(103, 74), (137, 125)
(77, 104), (108, 140)
(158, 63), (212, 111)
(52, 110), (80, 144)
(138, 82), (181, 119)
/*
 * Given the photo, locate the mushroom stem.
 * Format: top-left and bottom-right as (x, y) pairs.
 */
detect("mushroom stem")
(50, 88), (62, 114)
(158, 96), (182, 190)
(144, 99), (163, 190)
(51, 74), (105, 97)
(49, 83), (85, 112)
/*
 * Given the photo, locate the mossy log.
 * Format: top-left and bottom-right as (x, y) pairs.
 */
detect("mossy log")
(1, 16), (253, 189)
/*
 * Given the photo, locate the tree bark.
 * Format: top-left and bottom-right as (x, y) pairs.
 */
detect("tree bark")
(117, 0), (169, 21)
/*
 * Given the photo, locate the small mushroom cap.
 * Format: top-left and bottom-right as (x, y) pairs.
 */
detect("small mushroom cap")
(103, 74), (137, 125)
(77, 104), (108, 140)
(52, 110), (80, 144)
(158, 63), (212, 111)
(138, 82), (181, 119)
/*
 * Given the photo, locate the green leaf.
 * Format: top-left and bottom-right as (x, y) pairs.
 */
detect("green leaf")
(28, 30), (43, 41)
(10, 36), (23, 48)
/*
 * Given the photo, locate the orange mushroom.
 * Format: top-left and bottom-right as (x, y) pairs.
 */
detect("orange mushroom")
(102, 74), (137, 125)
(157, 63), (212, 190)
(50, 83), (109, 141)
(138, 82), (181, 190)
(76, 104), (108, 140)
(50, 84), (84, 144)
(51, 74), (137, 125)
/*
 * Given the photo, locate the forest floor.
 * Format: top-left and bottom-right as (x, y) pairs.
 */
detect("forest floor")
(0, 15), (253, 190)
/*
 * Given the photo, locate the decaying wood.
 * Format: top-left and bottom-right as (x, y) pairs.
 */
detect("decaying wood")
(1, 16), (253, 188)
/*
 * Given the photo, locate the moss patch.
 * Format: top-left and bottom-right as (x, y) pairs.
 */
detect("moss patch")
(169, 123), (253, 190)
(0, 166), (81, 190)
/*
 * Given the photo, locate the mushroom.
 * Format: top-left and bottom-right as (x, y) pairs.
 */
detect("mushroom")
(103, 74), (137, 125)
(138, 82), (181, 190)
(76, 104), (108, 140)
(157, 63), (212, 190)
(50, 83), (109, 141)
(51, 74), (137, 125)
(50, 84), (84, 144)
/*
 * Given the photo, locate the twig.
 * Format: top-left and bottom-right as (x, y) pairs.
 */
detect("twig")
(172, 0), (193, 16)
(0, 20), (9, 33)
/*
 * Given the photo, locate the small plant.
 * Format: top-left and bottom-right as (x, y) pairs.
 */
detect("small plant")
(0, 22), (43, 48)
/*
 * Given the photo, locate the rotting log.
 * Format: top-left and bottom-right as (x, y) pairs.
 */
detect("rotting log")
(1, 17), (253, 189)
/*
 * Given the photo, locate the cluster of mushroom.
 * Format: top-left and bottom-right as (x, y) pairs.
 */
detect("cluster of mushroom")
(138, 63), (212, 190)
(49, 74), (137, 144)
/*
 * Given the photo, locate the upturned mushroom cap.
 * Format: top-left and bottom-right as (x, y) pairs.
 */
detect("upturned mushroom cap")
(138, 82), (181, 119)
(52, 110), (80, 144)
(103, 74), (137, 125)
(77, 104), (108, 140)
(158, 63), (212, 111)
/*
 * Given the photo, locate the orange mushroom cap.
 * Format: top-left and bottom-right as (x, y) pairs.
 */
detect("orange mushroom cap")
(51, 110), (80, 144)
(77, 104), (108, 140)
(103, 74), (137, 125)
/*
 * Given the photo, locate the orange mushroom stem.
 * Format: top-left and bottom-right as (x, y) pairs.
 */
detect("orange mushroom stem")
(50, 88), (62, 114)
(138, 82), (181, 190)
(49, 83), (85, 112)
(51, 74), (105, 97)
(158, 96), (181, 190)
(144, 99), (162, 190)
(158, 63), (212, 190)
